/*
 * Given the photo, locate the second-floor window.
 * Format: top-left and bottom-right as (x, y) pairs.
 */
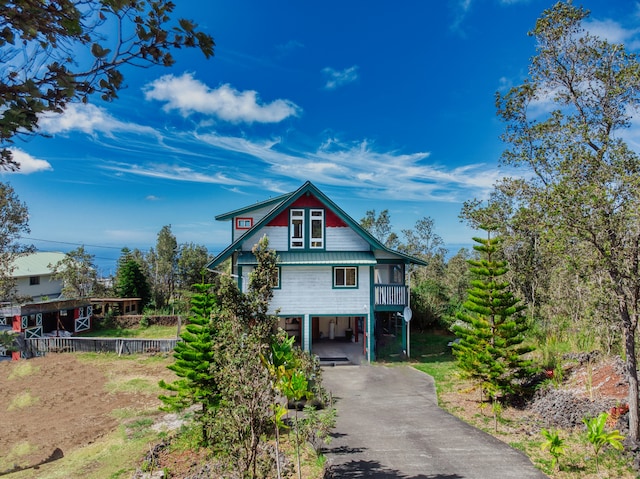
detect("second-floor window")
(29, 276), (40, 286)
(334, 267), (358, 288)
(310, 209), (324, 248)
(290, 209), (304, 248)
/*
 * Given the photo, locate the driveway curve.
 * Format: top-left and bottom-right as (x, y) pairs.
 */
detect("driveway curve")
(321, 364), (548, 479)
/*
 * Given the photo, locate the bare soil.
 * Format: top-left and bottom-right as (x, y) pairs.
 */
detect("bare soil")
(0, 353), (175, 477)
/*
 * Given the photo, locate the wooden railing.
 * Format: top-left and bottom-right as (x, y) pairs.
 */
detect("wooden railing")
(374, 284), (407, 306)
(24, 337), (179, 357)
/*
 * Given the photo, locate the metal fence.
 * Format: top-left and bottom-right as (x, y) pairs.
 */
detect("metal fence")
(24, 337), (179, 357)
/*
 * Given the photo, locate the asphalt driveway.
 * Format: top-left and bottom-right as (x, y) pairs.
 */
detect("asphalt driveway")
(321, 364), (548, 479)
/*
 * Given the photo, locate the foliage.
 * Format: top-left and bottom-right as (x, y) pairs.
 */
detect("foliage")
(176, 242), (213, 291)
(0, 183), (31, 301)
(115, 250), (151, 308)
(583, 412), (625, 473)
(151, 225), (178, 309)
(540, 428), (565, 471)
(489, 0), (640, 441)
(360, 209), (399, 248)
(158, 282), (218, 445)
(0, 0), (214, 170)
(49, 246), (97, 298)
(452, 228), (535, 398)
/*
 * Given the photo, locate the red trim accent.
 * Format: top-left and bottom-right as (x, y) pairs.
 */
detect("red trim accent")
(267, 194), (347, 227)
(236, 217), (253, 229)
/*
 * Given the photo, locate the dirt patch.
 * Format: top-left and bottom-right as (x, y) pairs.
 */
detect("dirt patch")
(0, 353), (174, 475)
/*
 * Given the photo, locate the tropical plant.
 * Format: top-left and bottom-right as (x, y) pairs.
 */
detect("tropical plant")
(583, 412), (625, 473)
(540, 428), (565, 471)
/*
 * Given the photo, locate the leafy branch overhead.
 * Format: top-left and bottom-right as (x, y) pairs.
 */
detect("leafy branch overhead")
(0, 0), (215, 170)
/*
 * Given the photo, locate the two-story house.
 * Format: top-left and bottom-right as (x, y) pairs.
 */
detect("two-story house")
(207, 181), (427, 362)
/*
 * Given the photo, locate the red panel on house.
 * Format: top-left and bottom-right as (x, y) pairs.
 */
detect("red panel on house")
(267, 194), (347, 227)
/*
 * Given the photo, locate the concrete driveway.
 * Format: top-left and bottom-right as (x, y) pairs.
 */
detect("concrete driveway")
(321, 364), (548, 479)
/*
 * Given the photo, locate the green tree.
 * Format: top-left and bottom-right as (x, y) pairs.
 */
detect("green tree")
(0, 183), (30, 301)
(152, 225), (177, 309)
(158, 282), (218, 445)
(115, 254), (151, 308)
(50, 246), (97, 298)
(495, 1), (640, 440)
(176, 242), (211, 291)
(452, 229), (535, 399)
(0, 0), (214, 170)
(360, 209), (399, 249)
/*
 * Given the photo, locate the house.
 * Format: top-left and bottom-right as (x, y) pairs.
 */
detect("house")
(206, 181), (427, 362)
(9, 251), (67, 302)
(0, 252), (93, 359)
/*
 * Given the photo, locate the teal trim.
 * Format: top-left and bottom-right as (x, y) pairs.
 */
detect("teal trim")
(402, 314), (407, 355)
(238, 251), (376, 266)
(215, 193), (290, 220)
(237, 266), (243, 292)
(206, 181), (428, 271)
(369, 267), (375, 362)
(374, 305), (406, 312)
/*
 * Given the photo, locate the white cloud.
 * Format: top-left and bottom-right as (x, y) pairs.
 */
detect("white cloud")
(5, 148), (52, 174)
(145, 195), (160, 201)
(322, 66), (359, 90)
(585, 19), (640, 50)
(38, 103), (158, 138)
(143, 73), (301, 123)
(101, 162), (250, 186)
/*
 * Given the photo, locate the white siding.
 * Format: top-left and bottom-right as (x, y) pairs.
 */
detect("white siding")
(270, 266), (370, 316)
(232, 204), (280, 241)
(14, 274), (63, 301)
(326, 227), (369, 251)
(241, 226), (288, 251)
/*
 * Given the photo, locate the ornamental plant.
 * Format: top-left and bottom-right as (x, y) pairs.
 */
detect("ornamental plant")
(583, 412), (625, 473)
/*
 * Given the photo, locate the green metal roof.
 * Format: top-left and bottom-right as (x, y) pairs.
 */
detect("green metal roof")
(237, 251), (377, 266)
(11, 252), (67, 277)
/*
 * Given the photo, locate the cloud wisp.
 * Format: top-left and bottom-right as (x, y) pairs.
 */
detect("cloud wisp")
(322, 66), (359, 90)
(144, 73), (301, 123)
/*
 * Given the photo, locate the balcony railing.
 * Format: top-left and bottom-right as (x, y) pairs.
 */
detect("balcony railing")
(374, 284), (407, 306)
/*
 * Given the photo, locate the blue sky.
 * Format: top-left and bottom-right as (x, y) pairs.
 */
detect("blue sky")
(3, 0), (640, 276)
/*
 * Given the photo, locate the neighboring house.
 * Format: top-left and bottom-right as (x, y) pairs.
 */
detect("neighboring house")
(10, 251), (67, 302)
(207, 181), (427, 362)
(0, 252), (93, 359)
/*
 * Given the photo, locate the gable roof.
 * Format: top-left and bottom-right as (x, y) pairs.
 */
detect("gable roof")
(207, 181), (428, 269)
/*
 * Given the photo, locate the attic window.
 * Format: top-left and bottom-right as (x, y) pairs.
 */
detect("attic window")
(236, 217), (253, 229)
(290, 209), (304, 248)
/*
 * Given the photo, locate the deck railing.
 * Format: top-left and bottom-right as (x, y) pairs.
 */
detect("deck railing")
(24, 337), (179, 357)
(374, 284), (407, 306)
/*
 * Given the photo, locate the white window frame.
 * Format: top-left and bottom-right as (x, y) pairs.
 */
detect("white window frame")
(310, 209), (325, 248)
(333, 266), (358, 288)
(290, 209), (305, 248)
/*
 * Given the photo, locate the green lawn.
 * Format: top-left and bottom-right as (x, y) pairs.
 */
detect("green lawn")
(79, 324), (180, 339)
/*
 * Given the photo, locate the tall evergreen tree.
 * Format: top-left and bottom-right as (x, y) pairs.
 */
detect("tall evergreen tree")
(115, 258), (151, 309)
(452, 229), (534, 398)
(159, 283), (219, 445)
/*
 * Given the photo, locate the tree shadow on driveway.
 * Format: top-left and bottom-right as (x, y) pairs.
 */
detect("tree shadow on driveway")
(324, 459), (464, 479)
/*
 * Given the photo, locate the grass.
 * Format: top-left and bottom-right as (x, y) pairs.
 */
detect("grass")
(7, 362), (40, 380)
(79, 324), (179, 339)
(7, 391), (38, 411)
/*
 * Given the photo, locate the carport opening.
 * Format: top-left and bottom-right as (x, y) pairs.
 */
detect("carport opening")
(312, 316), (363, 343)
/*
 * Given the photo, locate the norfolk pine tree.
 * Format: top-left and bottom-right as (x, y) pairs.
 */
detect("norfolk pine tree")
(159, 282), (218, 445)
(452, 229), (534, 400)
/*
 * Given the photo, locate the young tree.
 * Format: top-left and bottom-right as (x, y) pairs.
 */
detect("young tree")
(0, 183), (30, 301)
(50, 246), (97, 298)
(0, 1), (214, 170)
(452, 229), (535, 399)
(495, 1), (640, 440)
(158, 282), (219, 445)
(360, 209), (399, 249)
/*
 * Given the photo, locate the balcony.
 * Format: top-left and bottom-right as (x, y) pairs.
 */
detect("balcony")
(374, 284), (407, 307)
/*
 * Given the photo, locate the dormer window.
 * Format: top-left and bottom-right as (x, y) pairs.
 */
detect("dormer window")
(290, 209), (304, 248)
(236, 217), (253, 229)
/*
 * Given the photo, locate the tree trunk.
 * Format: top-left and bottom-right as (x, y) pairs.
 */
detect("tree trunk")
(621, 307), (639, 441)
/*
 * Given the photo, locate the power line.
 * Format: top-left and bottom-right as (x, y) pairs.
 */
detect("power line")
(21, 236), (128, 250)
